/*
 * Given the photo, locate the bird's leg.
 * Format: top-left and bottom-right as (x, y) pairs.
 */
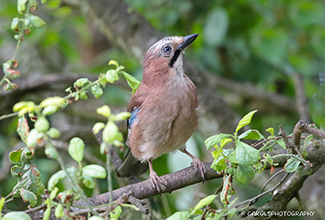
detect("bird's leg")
(148, 159), (167, 194)
(181, 148), (206, 182)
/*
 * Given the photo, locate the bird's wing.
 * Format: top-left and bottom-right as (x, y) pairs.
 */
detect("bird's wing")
(117, 83), (150, 177)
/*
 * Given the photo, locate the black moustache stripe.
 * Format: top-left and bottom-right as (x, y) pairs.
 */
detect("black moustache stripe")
(169, 50), (181, 67)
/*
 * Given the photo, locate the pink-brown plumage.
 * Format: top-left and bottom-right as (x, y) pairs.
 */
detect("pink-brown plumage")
(117, 34), (206, 193)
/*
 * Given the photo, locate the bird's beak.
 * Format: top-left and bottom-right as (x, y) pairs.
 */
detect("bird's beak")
(177, 34), (199, 51)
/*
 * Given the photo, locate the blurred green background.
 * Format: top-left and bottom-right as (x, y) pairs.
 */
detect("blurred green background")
(0, 0), (324, 219)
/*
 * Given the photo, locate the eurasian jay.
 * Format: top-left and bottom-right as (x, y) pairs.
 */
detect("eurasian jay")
(117, 34), (206, 193)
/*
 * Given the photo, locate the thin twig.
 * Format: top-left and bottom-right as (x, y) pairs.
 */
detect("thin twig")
(271, 154), (310, 166)
(278, 125), (290, 149)
(200, 185), (223, 220)
(105, 143), (113, 210)
(293, 73), (311, 124)
(235, 172), (290, 209)
(24, 203), (47, 214)
(259, 169), (285, 195)
(250, 169), (285, 205)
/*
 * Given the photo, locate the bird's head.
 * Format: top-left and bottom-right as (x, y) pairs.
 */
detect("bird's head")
(143, 34), (199, 84)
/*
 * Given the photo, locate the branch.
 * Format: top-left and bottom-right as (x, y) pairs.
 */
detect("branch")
(206, 73), (297, 113)
(74, 161), (222, 207)
(292, 119), (325, 146)
(74, 141), (325, 208)
(293, 73), (311, 124)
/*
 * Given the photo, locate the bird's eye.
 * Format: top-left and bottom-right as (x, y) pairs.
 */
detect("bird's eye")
(163, 45), (172, 54)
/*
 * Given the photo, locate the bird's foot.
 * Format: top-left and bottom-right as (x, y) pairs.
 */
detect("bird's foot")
(150, 170), (167, 194)
(191, 157), (207, 183)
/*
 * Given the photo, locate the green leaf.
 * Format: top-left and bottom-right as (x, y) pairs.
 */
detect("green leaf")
(74, 78), (90, 88)
(211, 157), (227, 172)
(304, 134), (313, 146)
(97, 105), (111, 118)
(205, 133), (233, 150)
(10, 165), (21, 178)
(50, 187), (59, 200)
(82, 164), (106, 179)
(29, 0), (38, 11)
(120, 71), (140, 94)
(266, 127), (274, 137)
(21, 147), (34, 163)
(45, 145), (58, 159)
(98, 73), (108, 87)
(236, 165), (255, 184)
(42, 106), (58, 116)
(276, 139), (287, 149)
(204, 8), (228, 47)
(110, 206), (122, 220)
(43, 205), (51, 220)
(92, 122), (105, 134)
(220, 137), (232, 148)
(88, 217), (105, 220)
(211, 147), (227, 172)
(106, 69), (119, 83)
(48, 170), (66, 191)
(102, 121), (120, 144)
(11, 17), (20, 31)
(20, 189), (37, 207)
(236, 141), (260, 166)
(81, 175), (96, 188)
(9, 148), (23, 164)
(35, 117), (50, 132)
(41, 0), (48, 3)
(3, 211), (32, 220)
(13, 101), (35, 116)
(235, 110), (257, 134)
(238, 129), (264, 141)
(112, 112), (131, 121)
(228, 151), (238, 164)
(27, 129), (41, 148)
(91, 84), (103, 99)
(79, 91), (88, 100)
(55, 204), (64, 218)
(68, 137), (85, 162)
(108, 60), (119, 67)
(0, 197), (5, 213)
(29, 15), (45, 28)
(40, 96), (67, 108)
(17, 0), (28, 14)
(14, 165), (45, 196)
(220, 175), (236, 205)
(284, 157), (301, 173)
(194, 195), (217, 210)
(166, 211), (190, 220)
(47, 128), (60, 139)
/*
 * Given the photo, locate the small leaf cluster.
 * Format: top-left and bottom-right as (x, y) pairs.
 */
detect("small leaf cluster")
(44, 137), (107, 220)
(205, 110), (262, 186)
(105, 60), (140, 94)
(8, 141), (45, 208)
(93, 105), (131, 153)
(1, 0), (47, 90)
(167, 110), (314, 220)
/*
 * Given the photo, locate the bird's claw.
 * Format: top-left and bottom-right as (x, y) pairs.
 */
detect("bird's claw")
(191, 157), (207, 183)
(150, 171), (167, 194)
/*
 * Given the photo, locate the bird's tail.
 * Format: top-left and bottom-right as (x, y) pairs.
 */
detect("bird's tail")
(117, 149), (148, 177)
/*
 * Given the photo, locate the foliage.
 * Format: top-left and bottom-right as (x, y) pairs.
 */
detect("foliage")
(169, 110), (314, 219)
(0, 0), (324, 219)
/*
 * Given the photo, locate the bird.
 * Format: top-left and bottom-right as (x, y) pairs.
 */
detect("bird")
(117, 34), (206, 193)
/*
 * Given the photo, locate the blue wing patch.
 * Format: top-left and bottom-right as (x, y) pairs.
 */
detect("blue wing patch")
(127, 108), (139, 128)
